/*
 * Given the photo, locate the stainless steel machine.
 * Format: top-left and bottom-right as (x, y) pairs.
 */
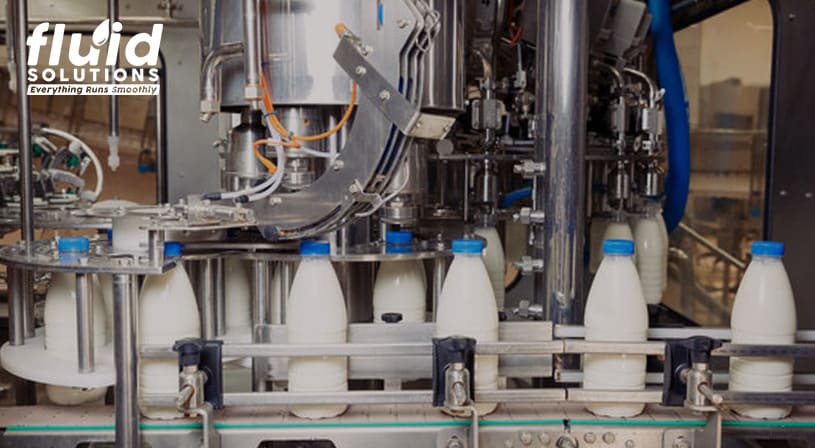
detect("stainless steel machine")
(0, 1), (814, 447)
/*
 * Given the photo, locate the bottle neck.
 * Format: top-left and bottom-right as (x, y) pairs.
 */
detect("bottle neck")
(752, 255), (782, 263)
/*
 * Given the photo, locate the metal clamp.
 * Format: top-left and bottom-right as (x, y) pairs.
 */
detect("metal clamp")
(513, 255), (544, 274)
(513, 160), (546, 178)
(513, 207), (545, 225)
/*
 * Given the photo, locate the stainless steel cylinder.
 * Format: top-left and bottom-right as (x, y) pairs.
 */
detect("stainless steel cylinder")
(75, 273), (95, 373)
(214, 258), (226, 336)
(534, 0), (589, 325)
(423, 0), (467, 113)
(113, 274), (139, 448)
(195, 259), (217, 340)
(251, 260), (271, 391)
(224, 110), (266, 191)
(432, 256), (449, 320)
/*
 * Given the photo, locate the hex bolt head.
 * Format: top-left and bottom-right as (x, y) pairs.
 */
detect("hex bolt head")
(602, 432), (616, 444)
(538, 433), (552, 445)
(583, 432), (596, 444)
(446, 436), (463, 448)
(625, 440), (636, 448)
(378, 90), (391, 102)
(519, 432), (533, 446)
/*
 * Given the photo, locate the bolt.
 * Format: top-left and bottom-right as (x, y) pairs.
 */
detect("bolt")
(332, 160), (345, 171)
(355, 66), (367, 77)
(625, 440), (636, 448)
(519, 432), (533, 445)
(538, 433), (552, 445)
(504, 439), (515, 448)
(672, 436), (690, 448)
(602, 432), (615, 444)
(397, 18), (411, 28)
(378, 90), (391, 102)
(446, 436), (463, 448)
(583, 432), (596, 443)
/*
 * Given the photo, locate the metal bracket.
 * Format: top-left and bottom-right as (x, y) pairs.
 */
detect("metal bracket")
(334, 32), (455, 140)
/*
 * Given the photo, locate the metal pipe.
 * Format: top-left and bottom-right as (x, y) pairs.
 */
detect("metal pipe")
(75, 273), (95, 373)
(251, 259), (270, 391)
(242, 0), (262, 110)
(7, 266), (24, 346)
(199, 42), (244, 122)
(214, 257), (226, 336)
(113, 274), (139, 448)
(108, 0), (120, 164)
(432, 256), (448, 320)
(197, 259), (216, 339)
(678, 222), (747, 270)
(535, 0), (589, 325)
(623, 67), (658, 108)
(11, 2), (32, 241)
(278, 261), (293, 324)
(156, 52), (168, 203)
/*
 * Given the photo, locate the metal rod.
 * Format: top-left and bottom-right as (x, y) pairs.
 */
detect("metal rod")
(156, 52), (168, 203)
(278, 261), (293, 324)
(214, 257), (226, 336)
(23, 269), (34, 338)
(75, 273), (95, 373)
(251, 259), (270, 391)
(242, 0), (262, 109)
(536, 0), (589, 326)
(113, 274), (139, 448)
(567, 388), (663, 404)
(555, 324), (815, 343)
(108, 0), (119, 150)
(678, 221), (747, 270)
(7, 266), (24, 346)
(432, 256), (448, 320)
(141, 340), (565, 358)
(197, 259), (216, 339)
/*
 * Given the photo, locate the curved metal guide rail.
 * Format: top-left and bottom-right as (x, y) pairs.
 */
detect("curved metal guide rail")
(252, 0), (455, 240)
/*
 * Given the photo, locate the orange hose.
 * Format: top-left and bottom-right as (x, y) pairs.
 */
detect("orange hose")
(260, 71), (356, 147)
(508, 25), (523, 45)
(252, 139), (298, 173)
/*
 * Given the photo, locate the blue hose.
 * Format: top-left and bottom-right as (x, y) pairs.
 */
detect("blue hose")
(501, 187), (532, 208)
(648, 0), (691, 232)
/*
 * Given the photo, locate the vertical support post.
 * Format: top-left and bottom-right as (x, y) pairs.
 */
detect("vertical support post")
(75, 273), (95, 373)
(251, 259), (270, 391)
(432, 256), (449, 320)
(113, 274), (139, 448)
(242, 0), (262, 109)
(214, 257), (226, 336)
(198, 258), (216, 339)
(23, 269), (34, 338)
(534, 0), (589, 325)
(7, 266), (24, 346)
(108, 0), (120, 163)
(278, 261), (293, 324)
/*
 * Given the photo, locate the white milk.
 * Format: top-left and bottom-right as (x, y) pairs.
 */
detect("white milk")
(435, 239), (499, 416)
(474, 226), (506, 311)
(44, 272), (108, 405)
(138, 242), (201, 419)
(287, 240), (348, 419)
(374, 260), (426, 323)
(225, 258), (252, 330)
(583, 239), (648, 418)
(634, 207), (666, 305)
(729, 241), (796, 419)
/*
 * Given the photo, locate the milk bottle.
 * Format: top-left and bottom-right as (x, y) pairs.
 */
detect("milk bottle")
(139, 242), (201, 419)
(44, 239), (109, 405)
(634, 205), (667, 305)
(583, 239), (648, 418)
(474, 215), (506, 310)
(287, 240), (348, 419)
(729, 241), (796, 419)
(435, 239), (499, 416)
(373, 231), (426, 323)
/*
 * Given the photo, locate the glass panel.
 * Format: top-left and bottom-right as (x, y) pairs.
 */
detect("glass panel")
(669, 0), (772, 325)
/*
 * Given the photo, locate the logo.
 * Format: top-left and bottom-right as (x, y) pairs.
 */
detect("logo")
(26, 20), (162, 96)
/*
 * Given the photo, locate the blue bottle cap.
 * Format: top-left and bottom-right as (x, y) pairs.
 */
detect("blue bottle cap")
(603, 239), (635, 256)
(300, 240), (330, 256)
(751, 241), (784, 257)
(57, 236), (90, 253)
(164, 241), (183, 257)
(106, 228), (113, 241)
(385, 230), (413, 245)
(452, 239), (483, 254)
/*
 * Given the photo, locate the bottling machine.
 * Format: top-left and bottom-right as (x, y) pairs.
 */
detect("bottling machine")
(1, 0), (815, 447)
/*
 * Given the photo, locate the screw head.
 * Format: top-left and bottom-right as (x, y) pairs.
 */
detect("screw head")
(355, 66), (367, 77)
(625, 440), (636, 448)
(538, 433), (552, 445)
(672, 436), (690, 448)
(583, 432), (596, 443)
(602, 432), (616, 444)
(446, 436), (463, 448)
(519, 432), (533, 445)
(378, 90), (391, 102)
(504, 439), (515, 448)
